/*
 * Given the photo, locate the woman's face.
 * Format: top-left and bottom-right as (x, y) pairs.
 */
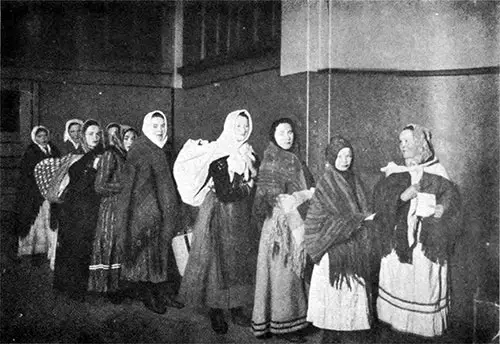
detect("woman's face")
(85, 125), (101, 149)
(151, 116), (166, 142)
(399, 129), (418, 159)
(234, 115), (249, 142)
(68, 123), (81, 141)
(335, 147), (352, 171)
(274, 123), (294, 150)
(35, 130), (49, 147)
(123, 131), (137, 151)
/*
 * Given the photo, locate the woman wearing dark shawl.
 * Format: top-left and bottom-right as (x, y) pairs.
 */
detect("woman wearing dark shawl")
(304, 136), (374, 342)
(53, 119), (103, 301)
(87, 122), (127, 300)
(61, 119), (83, 155)
(115, 111), (182, 314)
(16, 126), (61, 258)
(176, 110), (259, 334)
(374, 124), (461, 337)
(251, 118), (314, 343)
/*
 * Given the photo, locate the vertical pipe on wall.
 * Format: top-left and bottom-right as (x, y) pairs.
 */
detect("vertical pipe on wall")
(327, 0), (332, 142)
(305, 0), (311, 164)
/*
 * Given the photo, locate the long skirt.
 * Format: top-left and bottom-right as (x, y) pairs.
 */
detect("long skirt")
(88, 195), (121, 292)
(307, 253), (371, 331)
(179, 191), (257, 309)
(377, 244), (449, 337)
(18, 200), (58, 269)
(252, 212), (308, 336)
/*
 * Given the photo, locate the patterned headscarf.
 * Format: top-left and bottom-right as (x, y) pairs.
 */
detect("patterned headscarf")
(63, 119), (83, 149)
(142, 110), (168, 149)
(401, 123), (434, 165)
(79, 119), (103, 153)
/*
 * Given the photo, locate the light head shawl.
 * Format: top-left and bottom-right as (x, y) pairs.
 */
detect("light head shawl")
(401, 123), (435, 166)
(173, 109), (256, 207)
(63, 119), (83, 149)
(142, 110), (168, 149)
(79, 119), (103, 153)
(31, 125), (51, 154)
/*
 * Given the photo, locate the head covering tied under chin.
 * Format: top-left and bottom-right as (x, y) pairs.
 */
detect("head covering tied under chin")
(142, 110), (168, 149)
(326, 135), (353, 169)
(105, 122), (126, 153)
(120, 125), (139, 140)
(63, 119), (83, 149)
(31, 125), (51, 154)
(79, 119), (103, 153)
(269, 117), (296, 149)
(401, 123), (435, 166)
(214, 109), (256, 181)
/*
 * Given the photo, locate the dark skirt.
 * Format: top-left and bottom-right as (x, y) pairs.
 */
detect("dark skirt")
(179, 191), (259, 309)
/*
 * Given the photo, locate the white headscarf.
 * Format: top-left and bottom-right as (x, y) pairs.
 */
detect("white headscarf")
(31, 125), (51, 155)
(142, 110), (168, 149)
(173, 109), (256, 207)
(63, 119), (83, 149)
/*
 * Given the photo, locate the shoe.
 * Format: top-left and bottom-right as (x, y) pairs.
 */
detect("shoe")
(209, 308), (228, 334)
(278, 333), (307, 343)
(230, 307), (251, 327)
(164, 295), (185, 309)
(142, 287), (166, 314)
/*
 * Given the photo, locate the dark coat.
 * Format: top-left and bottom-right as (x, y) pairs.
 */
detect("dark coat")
(16, 142), (60, 237)
(116, 135), (179, 283)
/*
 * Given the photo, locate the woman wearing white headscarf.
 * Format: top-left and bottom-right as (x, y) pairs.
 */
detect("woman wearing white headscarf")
(176, 110), (259, 335)
(116, 111), (182, 314)
(16, 126), (60, 260)
(61, 119), (83, 155)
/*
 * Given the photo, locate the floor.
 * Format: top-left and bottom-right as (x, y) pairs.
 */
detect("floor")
(0, 212), (477, 344)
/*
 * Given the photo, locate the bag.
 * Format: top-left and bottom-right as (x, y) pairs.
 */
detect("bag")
(171, 229), (193, 276)
(34, 154), (83, 203)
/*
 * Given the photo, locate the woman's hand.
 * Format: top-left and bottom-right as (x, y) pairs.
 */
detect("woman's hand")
(277, 194), (296, 213)
(400, 184), (420, 202)
(434, 204), (444, 218)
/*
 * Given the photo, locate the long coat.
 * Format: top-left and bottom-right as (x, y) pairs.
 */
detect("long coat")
(116, 135), (179, 283)
(16, 142), (60, 238)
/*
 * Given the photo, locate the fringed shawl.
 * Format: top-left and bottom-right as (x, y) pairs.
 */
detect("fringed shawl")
(372, 170), (462, 265)
(304, 164), (370, 288)
(253, 142), (309, 277)
(253, 142), (308, 227)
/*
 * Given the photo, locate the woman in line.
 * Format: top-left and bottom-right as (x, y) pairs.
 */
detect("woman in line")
(17, 126), (61, 260)
(87, 122), (128, 302)
(116, 111), (183, 314)
(61, 119), (83, 155)
(177, 110), (259, 334)
(251, 118), (314, 343)
(121, 125), (138, 152)
(304, 136), (374, 344)
(53, 119), (103, 301)
(374, 124), (461, 338)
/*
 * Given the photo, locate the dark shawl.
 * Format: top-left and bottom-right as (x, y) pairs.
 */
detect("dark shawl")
(115, 135), (179, 283)
(372, 171), (462, 265)
(16, 142), (60, 237)
(253, 142), (309, 230)
(304, 164), (370, 288)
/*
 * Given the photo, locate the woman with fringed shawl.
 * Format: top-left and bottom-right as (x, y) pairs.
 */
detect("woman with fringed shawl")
(176, 110), (259, 334)
(374, 124), (462, 337)
(251, 118), (315, 343)
(87, 122), (127, 300)
(17, 126), (61, 259)
(53, 119), (103, 301)
(115, 111), (182, 314)
(61, 119), (83, 155)
(304, 136), (375, 342)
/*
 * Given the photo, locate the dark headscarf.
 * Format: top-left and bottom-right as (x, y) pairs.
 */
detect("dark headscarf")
(80, 119), (104, 154)
(269, 118), (296, 152)
(326, 135), (356, 193)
